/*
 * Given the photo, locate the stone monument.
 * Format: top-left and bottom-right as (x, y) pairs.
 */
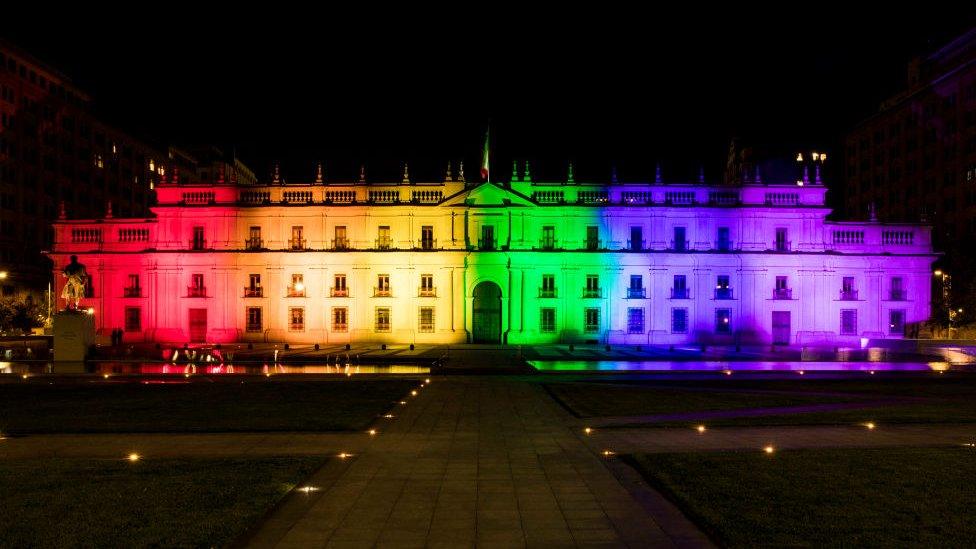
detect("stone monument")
(53, 255), (95, 363)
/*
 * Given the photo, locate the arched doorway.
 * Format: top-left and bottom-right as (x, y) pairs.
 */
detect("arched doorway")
(472, 281), (502, 343)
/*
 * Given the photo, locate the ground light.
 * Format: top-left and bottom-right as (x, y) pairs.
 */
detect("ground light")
(297, 486), (319, 494)
(383, 414), (394, 419)
(696, 425), (707, 433)
(601, 450), (615, 457)
(411, 390), (417, 396)
(864, 422), (876, 430)
(425, 378), (431, 384)
(584, 427), (593, 435)
(338, 453), (351, 459)
(103, 374), (110, 379)
(368, 429), (377, 436)
(764, 445), (775, 454)
(127, 453), (141, 462)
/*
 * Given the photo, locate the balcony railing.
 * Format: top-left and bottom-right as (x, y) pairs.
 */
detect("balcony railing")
(187, 286), (207, 298)
(840, 289), (859, 301)
(585, 238), (601, 251)
(670, 240), (690, 252)
(539, 238), (557, 251)
(123, 287), (142, 298)
(189, 239), (206, 251)
(244, 237), (263, 250)
(890, 289), (906, 301)
(671, 288), (690, 299)
(627, 287), (646, 299)
(376, 237), (393, 250)
(286, 286), (306, 298)
(288, 238), (306, 250)
(330, 287), (348, 297)
(627, 239), (645, 251)
(332, 238), (349, 250)
(418, 238), (437, 250)
(714, 287), (734, 300)
(539, 288), (557, 298)
(244, 287), (263, 298)
(715, 240), (733, 252)
(773, 288), (793, 300)
(419, 287), (437, 297)
(332, 323), (348, 332)
(374, 287), (392, 297)
(583, 288), (602, 298)
(478, 238), (497, 250)
(774, 240), (792, 252)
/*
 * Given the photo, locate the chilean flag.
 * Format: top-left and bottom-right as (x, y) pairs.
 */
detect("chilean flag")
(480, 127), (490, 182)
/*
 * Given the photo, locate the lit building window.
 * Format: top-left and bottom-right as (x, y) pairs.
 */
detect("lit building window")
(627, 308), (644, 334)
(584, 308), (600, 333)
(332, 274), (347, 297)
(715, 309), (732, 334)
(124, 307), (141, 332)
(540, 308), (556, 333)
(375, 274), (391, 297)
(246, 307), (262, 332)
(889, 309), (905, 335)
(289, 307), (305, 331)
(420, 274), (435, 297)
(332, 307), (348, 332)
(419, 307), (435, 333)
(375, 307), (391, 332)
(288, 274), (305, 297)
(671, 308), (688, 333)
(841, 309), (858, 335)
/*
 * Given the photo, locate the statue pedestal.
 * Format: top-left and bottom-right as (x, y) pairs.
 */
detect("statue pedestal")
(53, 311), (96, 362)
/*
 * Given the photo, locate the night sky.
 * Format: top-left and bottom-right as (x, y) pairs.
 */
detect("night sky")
(3, 10), (976, 185)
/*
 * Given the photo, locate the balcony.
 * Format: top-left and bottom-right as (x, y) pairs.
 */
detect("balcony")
(330, 287), (348, 297)
(478, 238), (497, 250)
(627, 239), (645, 251)
(890, 289), (906, 301)
(772, 288), (793, 300)
(538, 288), (557, 298)
(417, 238), (437, 251)
(244, 287), (263, 298)
(189, 239), (206, 251)
(244, 237), (263, 251)
(332, 238), (349, 250)
(376, 237), (393, 250)
(374, 287), (392, 297)
(840, 289), (859, 301)
(286, 286), (306, 298)
(539, 238), (557, 251)
(584, 238), (601, 251)
(671, 288), (690, 299)
(582, 288), (602, 298)
(715, 239), (733, 252)
(670, 240), (690, 252)
(332, 323), (348, 332)
(123, 287), (142, 298)
(187, 286), (207, 298)
(419, 287), (437, 297)
(627, 287), (646, 299)
(714, 287), (734, 300)
(774, 240), (792, 252)
(288, 238), (307, 251)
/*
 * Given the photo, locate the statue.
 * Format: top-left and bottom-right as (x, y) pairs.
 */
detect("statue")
(61, 255), (88, 311)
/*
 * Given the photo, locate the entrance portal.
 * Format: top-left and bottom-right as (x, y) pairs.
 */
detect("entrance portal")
(772, 311), (791, 345)
(188, 308), (208, 342)
(472, 281), (502, 343)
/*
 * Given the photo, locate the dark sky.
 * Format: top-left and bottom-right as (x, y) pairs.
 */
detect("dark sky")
(3, 9), (976, 183)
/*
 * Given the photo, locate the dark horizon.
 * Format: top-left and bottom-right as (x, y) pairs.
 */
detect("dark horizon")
(3, 11), (976, 183)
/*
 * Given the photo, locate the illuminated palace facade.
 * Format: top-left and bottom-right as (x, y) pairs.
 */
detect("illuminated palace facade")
(50, 162), (936, 346)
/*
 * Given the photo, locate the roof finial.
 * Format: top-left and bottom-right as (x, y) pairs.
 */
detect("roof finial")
(458, 160), (465, 183)
(611, 164), (618, 184)
(655, 162), (662, 184)
(523, 160), (532, 183)
(359, 164), (366, 183)
(217, 164), (225, 184)
(814, 163), (822, 185)
(58, 200), (67, 220)
(315, 162), (324, 184)
(401, 162), (410, 184)
(868, 202), (877, 222)
(105, 200), (113, 219)
(698, 165), (705, 184)
(754, 165), (762, 184)
(920, 205), (928, 223)
(445, 161), (453, 182)
(567, 161), (575, 184)
(802, 165), (810, 185)
(172, 166), (180, 185)
(511, 160), (519, 183)
(272, 162), (281, 184)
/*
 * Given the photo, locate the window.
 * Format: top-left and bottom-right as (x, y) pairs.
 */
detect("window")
(419, 307), (435, 333)
(332, 274), (347, 297)
(841, 277), (857, 300)
(584, 274), (600, 297)
(586, 225), (599, 250)
(376, 274), (391, 296)
(290, 226), (305, 250)
(481, 225), (495, 250)
(246, 274), (262, 297)
(288, 273), (305, 297)
(124, 274), (141, 297)
(628, 275), (645, 298)
(420, 274), (435, 296)
(671, 308), (688, 333)
(541, 225), (556, 250)
(889, 310), (905, 335)
(375, 307), (391, 332)
(715, 309), (732, 334)
(540, 308), (556, 333)
(189, 274), (205, 297)
(334, 226), (348, 249)
(716, 227), (731, 251)
(715, 275), (732, 299)
(377, 226), (391, 249)
(775, 227), (789, 251)
(541, 274), (556, 298)
(124, 307), (141, 332)
(289, 307), (305, 331)
(672, 226), (687, 251)
(584, 308), (600, 332)
(420, 225), (434, 250)
(246, 307), (262, 332)
(891, 277), (905, 300)
(623, 307), (642, 334)
(841, 309), (857, 335)
(774, 276), (791, 299)
(332, 307), (348, 332)
(191, 226), (205, 250)
(247, 226), (262, 249)
(672, 274), (688, 299)
(629, 226), (643, 251)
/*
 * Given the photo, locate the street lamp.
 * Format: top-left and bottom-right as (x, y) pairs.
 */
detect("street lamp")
(934, 270), (952, 337)
(0, 271), (7, 279)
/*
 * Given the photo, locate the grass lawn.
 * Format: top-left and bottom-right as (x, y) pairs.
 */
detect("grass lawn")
(631, 447), (976, 547)
(0, 456), (323, 547)
(0, 379), (416, 434)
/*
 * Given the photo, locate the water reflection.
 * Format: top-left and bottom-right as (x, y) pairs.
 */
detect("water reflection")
(530, 360), (955, 372)
(0, 361), (428, 376)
